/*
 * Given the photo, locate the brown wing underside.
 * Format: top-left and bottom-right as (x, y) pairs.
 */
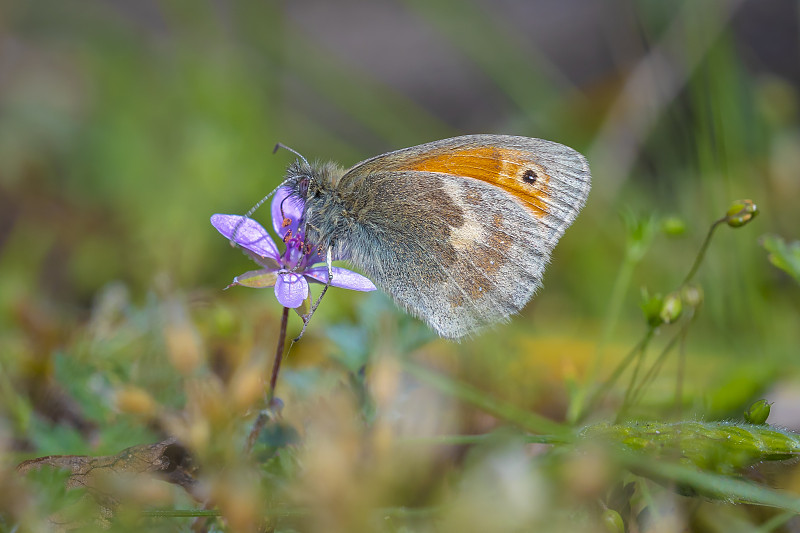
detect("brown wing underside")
(334, 135), (591, 338)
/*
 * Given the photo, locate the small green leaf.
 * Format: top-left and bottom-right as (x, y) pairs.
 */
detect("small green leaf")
(761, 234), (800, 285)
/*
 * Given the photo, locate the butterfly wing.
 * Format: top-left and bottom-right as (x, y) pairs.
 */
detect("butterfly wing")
(332, 135), (591, 339)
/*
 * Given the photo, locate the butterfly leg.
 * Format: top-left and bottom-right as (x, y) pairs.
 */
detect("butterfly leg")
(292, 246), (334, 342)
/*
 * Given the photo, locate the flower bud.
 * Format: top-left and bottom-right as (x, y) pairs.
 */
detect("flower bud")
(659, 292), (683, 324)
(602, 509), (625, 533)
(661, 216), (687, 236)
(725, 199), (759, 228)
(681, 284), (703, 308)
(640, 288), (664, 328)
(744, 399), (772, 425)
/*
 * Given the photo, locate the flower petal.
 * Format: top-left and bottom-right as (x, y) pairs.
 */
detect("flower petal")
(305, 267), (377, 292)
(211, 214), (280, 260)
(227, 269), (278, 289)
(294, 293), (312, 317)
(274, 271), (310, 308)
(271, 187), (305, 239)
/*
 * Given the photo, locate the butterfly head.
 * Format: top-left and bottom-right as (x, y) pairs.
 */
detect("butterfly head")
(285, 159), (315, 201)
(286, 158), (347, 201)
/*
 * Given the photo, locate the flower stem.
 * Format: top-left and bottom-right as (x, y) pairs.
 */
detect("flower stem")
(245, 306), (290, 455)
(268, 306), (290, 403)
(681, 216), (726, 287)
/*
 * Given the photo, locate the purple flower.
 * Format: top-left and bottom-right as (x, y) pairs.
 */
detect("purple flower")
(211, 187), (376, 309)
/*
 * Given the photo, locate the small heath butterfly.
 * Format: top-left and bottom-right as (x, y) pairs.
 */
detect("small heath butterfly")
(281, 135), (591, 339)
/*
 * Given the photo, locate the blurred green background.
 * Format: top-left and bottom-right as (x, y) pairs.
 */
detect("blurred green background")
(1, 0), (799, 454)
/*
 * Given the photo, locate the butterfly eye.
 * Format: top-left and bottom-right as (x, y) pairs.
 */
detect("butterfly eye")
(299, 177), (310, 198)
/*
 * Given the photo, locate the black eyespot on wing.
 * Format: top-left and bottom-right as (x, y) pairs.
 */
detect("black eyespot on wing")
(522, 169), (537, 184)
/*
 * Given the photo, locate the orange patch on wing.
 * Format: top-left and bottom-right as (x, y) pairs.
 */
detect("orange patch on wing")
(408, 146), (552, 218)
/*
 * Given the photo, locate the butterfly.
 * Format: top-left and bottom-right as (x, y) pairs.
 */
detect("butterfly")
(279, 135), (591, 339)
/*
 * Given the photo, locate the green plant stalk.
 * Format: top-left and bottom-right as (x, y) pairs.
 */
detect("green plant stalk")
(673, 311), (692, 416)
(619, 337), (650, 421)
(629, 455), (800, 510)
(754, 511), (797, 533)
(600, 215), (726, 421)
(399, 358), (572, 440)
(627, 314), (694, 412)
(681, 216), (727, 287)
(399, 432), (560, 447)
(570, 247), (642, 423)
(620, 217), (725, 415)
(582, 328), (655, 421)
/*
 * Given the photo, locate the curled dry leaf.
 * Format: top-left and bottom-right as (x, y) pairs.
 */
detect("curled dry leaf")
(17, 438), (200, 526)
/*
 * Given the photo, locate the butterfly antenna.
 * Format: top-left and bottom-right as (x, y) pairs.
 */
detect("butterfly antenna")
(274, 141), (320, 196)
(230, 177), (291, 244)
(273, 142), (310, 167)
(231, 143), (309, 245)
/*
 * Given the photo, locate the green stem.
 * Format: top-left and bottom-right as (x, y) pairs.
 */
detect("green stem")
(399, 358), (572, 441)
(672, 312), (691, 416)
(398, 433), (560, 447)
(754, 511), (797, 533)
(681, 216), (726, 287)
(624, 320), (689, 413)
(582, 328), (655, 422)
(616, 216), (724, 419)
(618, 341), (649, 421)
(626, 453), (800, 512)
(570, 237), (643, 423)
